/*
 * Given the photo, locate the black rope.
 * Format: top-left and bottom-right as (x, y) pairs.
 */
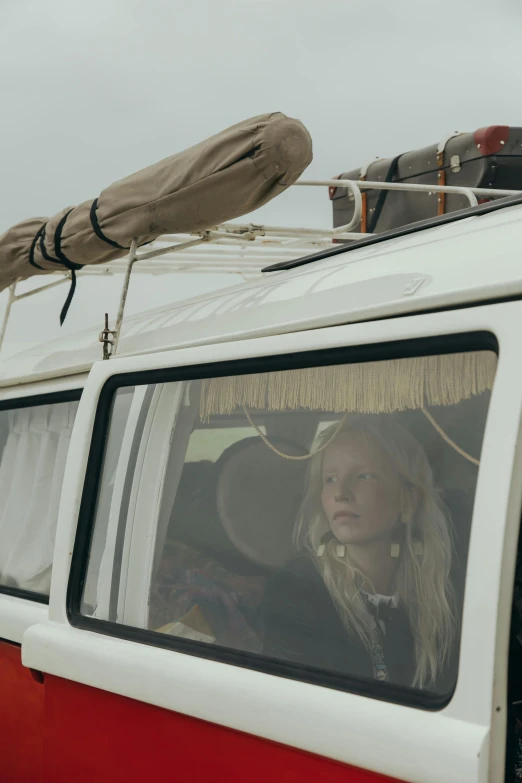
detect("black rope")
(90, 198), (126, 250)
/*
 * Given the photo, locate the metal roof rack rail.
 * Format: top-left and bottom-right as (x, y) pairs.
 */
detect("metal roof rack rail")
(1, 177), (520, 355)
(262, 178), (522, 273)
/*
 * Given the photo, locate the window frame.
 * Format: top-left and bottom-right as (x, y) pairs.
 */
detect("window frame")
(81, 384), (150, 621)
(118, 382), (190, 628)
(0, 388), (83, 604)
(66, 331), (497, 711)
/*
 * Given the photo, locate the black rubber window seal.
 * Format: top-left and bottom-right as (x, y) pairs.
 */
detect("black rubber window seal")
(67, 331), (497, 712)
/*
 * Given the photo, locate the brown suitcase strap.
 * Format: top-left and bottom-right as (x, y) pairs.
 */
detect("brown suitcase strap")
(366, 155), (401, 234)
(437, 151), (446, 216)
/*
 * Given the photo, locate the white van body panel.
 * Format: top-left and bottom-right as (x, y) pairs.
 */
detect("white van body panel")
(22, 301), (522, 783)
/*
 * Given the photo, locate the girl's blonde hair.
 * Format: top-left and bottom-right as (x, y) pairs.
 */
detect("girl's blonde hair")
(294, 414), (456, 689)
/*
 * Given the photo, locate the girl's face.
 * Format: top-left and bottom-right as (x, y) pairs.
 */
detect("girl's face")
(320, 431), (404, 547)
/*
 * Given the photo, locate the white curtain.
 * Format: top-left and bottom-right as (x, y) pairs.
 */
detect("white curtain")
(0, 401), (78, 594)
(91, 381), (196, 626)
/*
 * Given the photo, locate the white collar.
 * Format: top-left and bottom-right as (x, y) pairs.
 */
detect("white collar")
(362, 591), (399, 609)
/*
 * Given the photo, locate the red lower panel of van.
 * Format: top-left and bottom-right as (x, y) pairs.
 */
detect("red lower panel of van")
(0, 640), (44, 783)
(43, 674), (397, 783)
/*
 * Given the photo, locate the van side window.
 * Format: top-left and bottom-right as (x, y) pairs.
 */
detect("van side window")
(0, 395), (80, 598)
(74, 347), (495, 707)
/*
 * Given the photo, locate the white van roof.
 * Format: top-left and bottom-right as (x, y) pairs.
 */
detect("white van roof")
(2, 202), (522, 389)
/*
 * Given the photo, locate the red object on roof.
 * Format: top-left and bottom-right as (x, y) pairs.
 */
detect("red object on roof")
(473, 126), (510, 156)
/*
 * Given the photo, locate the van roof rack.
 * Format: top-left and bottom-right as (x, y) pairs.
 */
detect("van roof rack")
(262, 180), (522, 273)
(1, 178), (521, 355)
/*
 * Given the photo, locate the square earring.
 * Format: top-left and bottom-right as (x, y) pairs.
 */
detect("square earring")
(317, 531), (335, 557)
(390, 542), (401, 558)
(336, 544), (346, 558)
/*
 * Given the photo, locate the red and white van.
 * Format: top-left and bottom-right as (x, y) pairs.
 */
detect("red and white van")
(1, 185), (521, 783)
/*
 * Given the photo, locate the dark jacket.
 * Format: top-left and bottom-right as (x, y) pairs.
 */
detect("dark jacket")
(262, 556), (455, 692)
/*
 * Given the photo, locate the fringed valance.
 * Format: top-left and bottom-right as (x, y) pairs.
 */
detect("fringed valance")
(200, 351), (496, 421)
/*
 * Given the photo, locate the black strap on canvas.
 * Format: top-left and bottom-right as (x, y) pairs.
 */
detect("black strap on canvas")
(58, 270), (77, 325)
(53, 210), (84, 325)
(39, 222), (59, 265)
(29, 211), (84, 325)
(28, 224), (46, 270)
(90, 198), (126, 250)
(366, 154), (402, 234)
(30, 200), (145, 326)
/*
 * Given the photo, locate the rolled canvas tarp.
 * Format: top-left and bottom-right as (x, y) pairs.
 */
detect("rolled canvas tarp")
(0, 112), (312, 321)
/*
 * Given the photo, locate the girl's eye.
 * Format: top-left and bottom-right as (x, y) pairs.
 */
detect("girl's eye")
(324, 475), (338, 485)
(358, 472), (376, 480)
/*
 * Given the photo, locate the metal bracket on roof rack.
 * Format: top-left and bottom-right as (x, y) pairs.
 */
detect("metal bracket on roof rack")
(99, 313), (116, 360)
(0, 276), (71, 352)
(110, 232), (214, 356)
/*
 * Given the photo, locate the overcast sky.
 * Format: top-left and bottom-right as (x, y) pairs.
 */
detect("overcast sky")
(1, 0), (522, 358)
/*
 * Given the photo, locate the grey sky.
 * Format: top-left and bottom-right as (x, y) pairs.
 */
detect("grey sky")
(1, 0), (521, 358)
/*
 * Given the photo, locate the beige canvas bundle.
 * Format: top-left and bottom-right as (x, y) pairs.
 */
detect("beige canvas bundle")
(0, 112), (312, 320)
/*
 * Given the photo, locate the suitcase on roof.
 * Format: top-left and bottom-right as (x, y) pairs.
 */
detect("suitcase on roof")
(330, 126), (522, 234)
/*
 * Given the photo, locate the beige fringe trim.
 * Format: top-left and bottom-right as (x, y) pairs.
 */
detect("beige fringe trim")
(200, 351), (496, 420)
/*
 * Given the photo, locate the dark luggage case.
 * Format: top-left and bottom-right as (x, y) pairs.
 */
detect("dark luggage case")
(330, 126), (522, 234)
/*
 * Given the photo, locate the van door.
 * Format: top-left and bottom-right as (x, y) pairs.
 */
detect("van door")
(23, 301), (522, 783)
(0, 390), (81, 783)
